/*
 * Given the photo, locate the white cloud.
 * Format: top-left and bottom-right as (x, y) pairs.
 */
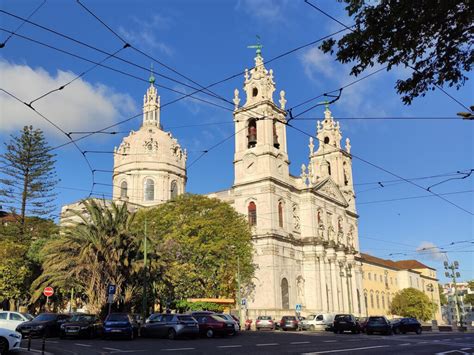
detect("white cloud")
(0, 60), (137, 137)
(236, 0), (289, 23)
(118, 14), (173, 55)
(416, 241), (446, 262)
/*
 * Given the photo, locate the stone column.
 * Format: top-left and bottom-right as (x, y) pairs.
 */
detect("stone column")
(326, 248), (337, 313)
(315, 245), (326, 312)
(346, 254), (357, 314)
(336, 250), (347, 313)
(354, 262), (365, 316)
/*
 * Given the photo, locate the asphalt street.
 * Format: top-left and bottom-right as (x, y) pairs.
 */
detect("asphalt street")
(15, 330), (474, 355)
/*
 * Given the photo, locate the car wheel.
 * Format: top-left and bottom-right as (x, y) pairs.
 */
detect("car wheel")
(367, 331), (372, 335)
(309, 325), (315, 331)
(256, 327), (260, 331)
(206, 329), (214, 338)
(0, 337), (8, 355)
(416, 328), (422, 335)
(387, 329), (393, 336)
(168, 329), (176, 340)
(129, 330), (134, 340)
(393, 328), (400, 335)
(333, 330), (338, 334)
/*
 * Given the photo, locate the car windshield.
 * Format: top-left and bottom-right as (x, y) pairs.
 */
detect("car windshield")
(22, 313), (34, 321)
(211, 316), (226, 322)
(335, 315), (351, 321)
(369, 317), (386, 323)
(106, 314), (129, 322)
(70, 315), (94, 322)
(34, 314), (58, 321)
(258, 316), (271, 320)
(307, 315), (316, 320)
(284, 316), (296, 320)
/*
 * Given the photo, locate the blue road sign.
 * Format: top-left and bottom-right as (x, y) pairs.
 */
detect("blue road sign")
(241, 298), (247, 306)
(295, 304), (302, 312)
(108, 284), (116, 295)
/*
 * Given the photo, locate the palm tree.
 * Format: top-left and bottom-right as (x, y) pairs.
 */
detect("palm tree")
(32, 199), (140, 314)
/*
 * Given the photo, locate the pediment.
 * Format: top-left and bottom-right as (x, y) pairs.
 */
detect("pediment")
(313, 177), (348, 207)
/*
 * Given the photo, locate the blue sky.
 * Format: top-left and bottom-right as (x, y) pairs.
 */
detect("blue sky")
(1, 0), (473, 282)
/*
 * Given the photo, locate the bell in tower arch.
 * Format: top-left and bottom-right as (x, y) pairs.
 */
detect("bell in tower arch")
(247, 118), (257, 148)
(273, 120), (280, 149)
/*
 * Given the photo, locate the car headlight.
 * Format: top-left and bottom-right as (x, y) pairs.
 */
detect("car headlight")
(35, 325), (45, 330)
(9, 333), (22, 339)
(60, 324), (66, 329)
(81, 326), (89, 330)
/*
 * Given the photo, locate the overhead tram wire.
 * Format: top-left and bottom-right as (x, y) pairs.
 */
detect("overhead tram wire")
(0, 88), (96, 197)
(76, 0), (231, 106)
(0, 10), (229, 105)
(304, 0), (471, 112)
(0, 0), (46, 48)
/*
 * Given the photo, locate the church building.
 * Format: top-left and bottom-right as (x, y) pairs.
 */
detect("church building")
(61, 49), (365, 319)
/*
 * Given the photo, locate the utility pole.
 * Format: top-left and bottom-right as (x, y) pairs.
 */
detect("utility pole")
(237, 254), (242, 328)
(444, 260), (461, 328)
(142, 215), (148, 321)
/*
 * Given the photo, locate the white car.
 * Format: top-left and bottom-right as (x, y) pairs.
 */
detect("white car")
(0, 327), (22, 355)
(0, 311), (34, 332)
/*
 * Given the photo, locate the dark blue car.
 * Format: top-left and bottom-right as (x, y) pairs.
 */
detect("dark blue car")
(103, 313), (139, 340)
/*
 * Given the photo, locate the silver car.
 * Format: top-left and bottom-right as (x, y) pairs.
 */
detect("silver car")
(256, 316), (275, 330)
(141, 314), (199, 340)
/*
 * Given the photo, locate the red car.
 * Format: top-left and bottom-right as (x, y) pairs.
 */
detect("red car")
(193, 314), (236, 338)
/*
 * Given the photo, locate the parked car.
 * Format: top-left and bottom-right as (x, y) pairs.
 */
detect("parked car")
(299, 313), (335, 331)
(141, 313), (199, 339)
(193, 314), (236, 338)
(365, 316), (392, 335)
(391, 317), (422, 335)
(0, 328), (22, 355)
(16, 313), (71, 338)
(59, 314), (103, 339)
(356, 317), (368, 333)
(255, 316), (275, 331)
(278, 316), (299, 331)
(216, 314), (240, 332)
(332, 314), (361, 334)
(0, 311), (34, 332)
(103, 313), (139, 340)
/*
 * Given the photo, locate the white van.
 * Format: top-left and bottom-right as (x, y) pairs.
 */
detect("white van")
(299, 313), (335, 331)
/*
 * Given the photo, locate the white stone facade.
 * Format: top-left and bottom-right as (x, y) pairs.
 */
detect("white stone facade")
(209, 51), (365, 318)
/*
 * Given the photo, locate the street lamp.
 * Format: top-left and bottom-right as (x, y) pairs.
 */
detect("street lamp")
(444, 260), (462, 328)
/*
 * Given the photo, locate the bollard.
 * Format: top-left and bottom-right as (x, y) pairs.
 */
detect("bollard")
(42, 336), (46, 355)
(27, 334), (31, 351)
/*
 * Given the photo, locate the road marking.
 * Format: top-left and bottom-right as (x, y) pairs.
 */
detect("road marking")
(442, 338), (451, 341)
(291, 341), (311, 344)
(162, 348), (196, 352)
(323, 340), (337, 342)
(75, 343), (92, 347)
(419, 341), (429, 344)
(103, 348), (122, 351)
(399, 343), (411, 346)
(461, 349), (472, 351)
(302, 345), (390, 354)
(256, 343), (279, 346)
(218, 345), (243, 348)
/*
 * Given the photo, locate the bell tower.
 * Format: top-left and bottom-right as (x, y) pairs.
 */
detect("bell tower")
(232, 44), (290, 186)
(143, 68), (161, 127)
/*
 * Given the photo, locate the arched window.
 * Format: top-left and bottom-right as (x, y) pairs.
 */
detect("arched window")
(368, 273), (371, 281)
(364, 292), (368, 313)
(278, 202), (284, 228)
(247, 119), (257, 148)
(170, 180), (178, 199)
(144, 178), (154, 201)
(382, 294), (385, 309)
(281, 278), (289, 309)
(357, 289), (361, 314)
(273, 120), (280, 148)
(248, 202), (257, 226)
(370, 293), (374, 308)
(327, 161), (332, 176)
(120, 181), (128, 199)
(376, 294), (380, 309)
(343, 162), (349, 186)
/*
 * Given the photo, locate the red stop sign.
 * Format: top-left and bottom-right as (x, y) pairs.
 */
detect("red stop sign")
(43, 287), (54, 297)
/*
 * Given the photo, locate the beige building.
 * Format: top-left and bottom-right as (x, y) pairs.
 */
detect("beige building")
(360, 253), (442, 322)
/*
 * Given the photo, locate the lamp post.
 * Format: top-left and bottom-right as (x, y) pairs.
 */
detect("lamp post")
(444, 260), (461, 328)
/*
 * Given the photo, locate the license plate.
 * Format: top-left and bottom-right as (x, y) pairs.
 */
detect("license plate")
(66, 329), (78, 333)
(111, 329), (122, 332)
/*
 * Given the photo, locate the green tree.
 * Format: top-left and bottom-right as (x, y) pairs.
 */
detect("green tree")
(463, 281), (474, 305)
(320, 0), (472, 104)
(390, 287), (434, 321)
(0, 241), (32, 310)
(132, 194), (255, 308)
(0, 126), (58, 233)
(32, 199), (140, 314)
(438, 283), (448, 306)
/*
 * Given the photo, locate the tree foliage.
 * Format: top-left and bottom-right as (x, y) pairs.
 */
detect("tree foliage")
(132, 194), (255, 307)
(0, 241), (31, 302)
(438, 283), (448, 306)
(320, 0), (472, 104)
(390, 287), (434, 321)
(33, 199), (140, 315)
(0, 126), (58, 231)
